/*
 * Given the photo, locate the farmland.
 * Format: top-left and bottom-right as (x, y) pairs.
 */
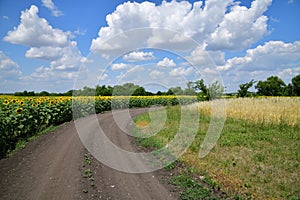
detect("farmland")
(0, 95), (197, 158)
(133, 97), (300, 199)
(1, 95), (299, 199)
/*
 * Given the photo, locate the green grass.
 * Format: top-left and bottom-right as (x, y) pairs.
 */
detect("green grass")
(8, 125), (58, 157)
(132, 105), (300, 200)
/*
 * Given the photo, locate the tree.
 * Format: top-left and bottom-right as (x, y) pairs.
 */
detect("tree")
(96, 85), (113, 96)
(132, 87), (146, 96)
(237, 79), (256, 97)
(255, 76), (286, 96)
(190, 79), (208, 100)
(207, 81), (225, 100)
(189, 79), (224, 100)
(168, 87), (184, 95)
(291, 75), (300, 96)
(184, 82), (196, 95)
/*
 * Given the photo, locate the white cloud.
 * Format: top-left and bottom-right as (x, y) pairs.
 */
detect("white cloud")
(4, 5), (67, 47)
(74, 28), (86, 36)
(98, 73), (108, 81)
(149, 70), (164, 79)
(111, 63), (131, 71)
(185, 46), (225, 67)
(218, 41), (300, 71)
(3, 16), (8, 20)
(169, 67), (193, 77)
(207, 0), (272, 50)
(0, 51), (22, 80)
(123, 51), (155, 62)
(157, 57), (176, 68)
(3, 5), (85, 80)
(41, 0), (63, 17)
(91, 0), (271, 55)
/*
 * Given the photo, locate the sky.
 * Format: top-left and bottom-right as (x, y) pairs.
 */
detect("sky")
(0, 0), (299, 93)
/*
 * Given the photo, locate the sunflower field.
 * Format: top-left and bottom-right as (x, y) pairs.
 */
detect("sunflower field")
(0, 95), (197, 157)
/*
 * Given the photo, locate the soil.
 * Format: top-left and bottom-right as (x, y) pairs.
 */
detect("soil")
(0, 108), (178, 200)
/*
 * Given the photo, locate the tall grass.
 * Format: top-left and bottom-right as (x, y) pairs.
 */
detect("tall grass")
(193, 97), (300, 127)
(133, 97), (300, 199)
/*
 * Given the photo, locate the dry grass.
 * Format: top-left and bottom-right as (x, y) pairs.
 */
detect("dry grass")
(193, 97), (300, 127)
(134, 97), (300, 199)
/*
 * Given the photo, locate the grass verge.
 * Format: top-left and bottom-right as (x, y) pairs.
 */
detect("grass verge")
(132, 105), (300, 200)
(7, 125), (59, 157)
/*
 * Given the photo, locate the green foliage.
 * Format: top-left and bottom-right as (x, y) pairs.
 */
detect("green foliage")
(189, 79), (224, 101)
(291, 75), (300, 96)
(255, 76), (286, 96)
(207, 81), (225, 100)
(133, 102), (300, 199)
(169, 173), (213, 200)
(237, 79), (256, 97)
(0, 95), (197, 158)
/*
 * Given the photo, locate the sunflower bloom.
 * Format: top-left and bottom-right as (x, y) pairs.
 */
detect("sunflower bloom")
(16, 108), (23, 114)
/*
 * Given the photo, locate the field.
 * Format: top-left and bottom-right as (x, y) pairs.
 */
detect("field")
(0, 95), (197, 158)
(133, 97), (300, 199)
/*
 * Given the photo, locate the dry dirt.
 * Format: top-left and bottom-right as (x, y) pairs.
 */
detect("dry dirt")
(0, 108), (178, 200)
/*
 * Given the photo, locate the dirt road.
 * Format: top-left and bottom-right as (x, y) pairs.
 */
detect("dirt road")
(0, 108), (176, 200)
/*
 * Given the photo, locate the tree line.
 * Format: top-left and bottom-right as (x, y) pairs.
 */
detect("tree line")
(11, 74), (300, 98)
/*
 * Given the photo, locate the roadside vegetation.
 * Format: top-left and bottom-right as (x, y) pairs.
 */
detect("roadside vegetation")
(133, 97), (300, 199)
(0, 95), (197, 158)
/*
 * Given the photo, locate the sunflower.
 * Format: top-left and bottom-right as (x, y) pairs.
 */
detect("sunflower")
(12, 99), (17, 103)
(20, 101), (24, 106)
(16, 108), (23, 114)
(32, 104), (36, 108)
(3, 100), (9, 105)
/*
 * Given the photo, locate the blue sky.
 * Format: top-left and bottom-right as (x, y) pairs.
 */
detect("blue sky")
(0, 0), (299, 93)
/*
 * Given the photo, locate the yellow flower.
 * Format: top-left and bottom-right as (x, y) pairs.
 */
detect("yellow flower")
(16, 108), (23, 114)
(3, 100), (9, 105)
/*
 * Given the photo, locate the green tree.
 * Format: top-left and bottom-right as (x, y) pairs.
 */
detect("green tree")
(255, 76), (286, 96)
(191, 79), (208, 100)
(291, 75), (300, 96)
(132, 87), (147, 96)
(189, 79), (224, 100)
(207, 81), (225, 100)
(96, 85), (113, 96)
(237, 79), (256, 97)
(168, 86), (184, 95)
(184, 82), (196, 95)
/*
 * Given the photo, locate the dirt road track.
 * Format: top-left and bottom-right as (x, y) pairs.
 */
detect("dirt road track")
(0, 108), (176, 200)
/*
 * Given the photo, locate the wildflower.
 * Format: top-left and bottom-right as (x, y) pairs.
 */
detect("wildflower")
(16, 108), (23, 114)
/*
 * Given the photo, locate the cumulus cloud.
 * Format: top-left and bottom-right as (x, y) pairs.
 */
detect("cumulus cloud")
(157, 57), (176, 68)
(3, 5), (85, 80)
(123, 51), (155, 62)
(218, 41), (300, 71)
(4, 5), (67, 47)
(98, 73), (108, 81)
(111, 63), (132, 71)
(149, 70), (164, 79)
(185, 46), (225, 67)
(169, 67), (193, 77)
(0, 51), (22, 80)
(91, 0), (271, 55)
(207, 0), (272, 50)
(41, 0), (63, 17)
